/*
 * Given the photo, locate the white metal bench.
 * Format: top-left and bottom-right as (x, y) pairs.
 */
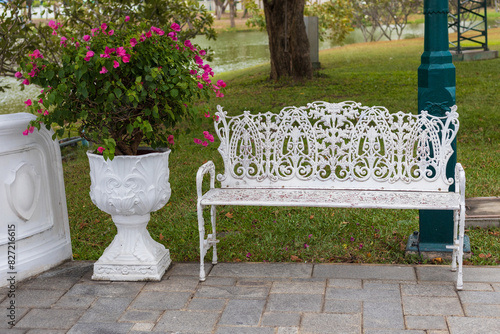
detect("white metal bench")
(196, 101), (466, 289)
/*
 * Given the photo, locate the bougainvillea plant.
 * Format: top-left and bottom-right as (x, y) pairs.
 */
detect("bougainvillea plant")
(16, 16), (226, 160)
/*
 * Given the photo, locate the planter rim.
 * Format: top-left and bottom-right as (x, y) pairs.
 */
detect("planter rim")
(87, 147), (170, 159)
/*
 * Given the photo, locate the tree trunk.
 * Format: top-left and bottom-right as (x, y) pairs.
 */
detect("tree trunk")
(263, 0), (312, 80)
(229, 0), (236, 28)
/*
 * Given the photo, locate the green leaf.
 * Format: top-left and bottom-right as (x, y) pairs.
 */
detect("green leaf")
(46, 70), (54, 80)
(169, 69), (177, 75)
(126, 124), (134, 134)
(170, 89), (179, 97)
(81, 86), (88, 99)
(114, 88), (122, 99)
(145, 75), (153, 82)
(135, 76), (142, 83)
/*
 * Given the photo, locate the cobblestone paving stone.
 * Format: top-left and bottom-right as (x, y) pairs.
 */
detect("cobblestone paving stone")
(3, 261), (500, 333)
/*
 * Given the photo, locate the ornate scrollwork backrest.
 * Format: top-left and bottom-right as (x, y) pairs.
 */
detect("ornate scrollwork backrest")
(214, 101), (459, 191)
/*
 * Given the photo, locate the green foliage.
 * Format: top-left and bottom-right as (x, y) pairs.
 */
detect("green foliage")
(16, 18), (226, 158)
(304, 0), (354, 44)
(60, 0), (216, 42)
(0, 0), (216, 90)
(0, 0), (58, 90)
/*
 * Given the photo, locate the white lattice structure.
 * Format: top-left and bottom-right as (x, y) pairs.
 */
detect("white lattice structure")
(196, 101), (466, 289)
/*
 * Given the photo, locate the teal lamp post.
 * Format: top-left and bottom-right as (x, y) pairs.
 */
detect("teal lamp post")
(414, 0), (460, 253)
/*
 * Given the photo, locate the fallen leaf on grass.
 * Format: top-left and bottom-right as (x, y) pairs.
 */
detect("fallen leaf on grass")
(291, 255), (302, 262)
(159, 233), (164, 241)
(478, 253), (492, 258)
(432, 257), (443, 263)
(489, 231), (500, 236)
(309, 215), (314, 219)
(225, 212), (234, 218)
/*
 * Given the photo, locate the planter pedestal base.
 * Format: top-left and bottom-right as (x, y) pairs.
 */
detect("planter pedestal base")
(92, 249), (171, 281)
(91, 214), (171, 281)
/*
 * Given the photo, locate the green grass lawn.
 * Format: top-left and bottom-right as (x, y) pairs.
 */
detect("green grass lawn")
(64, 29), (500, 266)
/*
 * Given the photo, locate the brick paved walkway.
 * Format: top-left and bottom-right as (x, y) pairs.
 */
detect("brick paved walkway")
(2, 261), (500, 333)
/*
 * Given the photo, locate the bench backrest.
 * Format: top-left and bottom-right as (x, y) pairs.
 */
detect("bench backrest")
(214, 101), (459, 192)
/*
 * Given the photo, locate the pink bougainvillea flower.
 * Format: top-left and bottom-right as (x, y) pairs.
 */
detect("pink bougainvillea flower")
(199, 50), (206, 56)
(194, 55), (203, 65)
(22, 126), (35, 136)
(202, 141), (208, 147)
(116, 47), (126, 56)
(308, 234), (313, 238)
(85, 51), (94, 58)
(130, 38), (137, 47)
(22, 79), (30, 85)
(214, 115), (220, 121)
(246, 252), (251, 258)
(189, 69), (197, 75)
(197, 82), (203, 89)
(167, 135), (174, 145)
(121, 54), (131, 63)
(184, 40), (192, 48)
(145, 31), (152, 38)
(217, 79), (227, 88)
(24, 99), (32, 106)
(108, 29), (114, 36)
(350, 236), (355, 242)
(83, 35), (91, 42)
(48, 20), (57, 29)
(125, 15), (130, 22)
(60, 36), (67, 45)
(15, 72), (23, 78)
(99, 66), (108, 74)
(29, 49), (44, 59)
(97, 146), (105, 153)
(171, 22), (181, 32)
(216, 91), (224, 98)
(193, 138), (202, 145)
(100, 54), (110, 58)
(43, 110), (49, 116)
(104, 46), (115, 55)
(36, 109), (42, 114)
(304, 243), (309, 249)
(101, 23), (107, 31)
(204, 112), (210, 118)
(359, 243), (363, 249)
(168, 32), (177, 41)
(75, 42), (80, 47)
(113, 60), (120, 68)
(140, 34), (146, 42)
(52, 30), (58, 36)
(38, 98), (43, 104)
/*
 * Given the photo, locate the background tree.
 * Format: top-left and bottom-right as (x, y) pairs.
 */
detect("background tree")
(263, 0), (312, 80)
(352, 0), (421, 42)
(304, 0), (353, 44)
(247, 0), (354, 80)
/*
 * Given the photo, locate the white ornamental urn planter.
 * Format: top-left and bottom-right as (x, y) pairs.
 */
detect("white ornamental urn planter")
(87, 148), (172, 281)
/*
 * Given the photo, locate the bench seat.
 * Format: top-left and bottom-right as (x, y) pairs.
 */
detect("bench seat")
(200, 188), (461, 211)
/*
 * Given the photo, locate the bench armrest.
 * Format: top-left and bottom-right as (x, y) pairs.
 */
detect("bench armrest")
(455, 163), (466, 202)
(197, 161), (216, 199)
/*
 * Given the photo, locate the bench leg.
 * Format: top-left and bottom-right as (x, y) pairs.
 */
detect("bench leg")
(198, 202), (207, 281)
(456, 205), (465, 290)
(211, 205), (218, 265)
(451, 209), (459, 272)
